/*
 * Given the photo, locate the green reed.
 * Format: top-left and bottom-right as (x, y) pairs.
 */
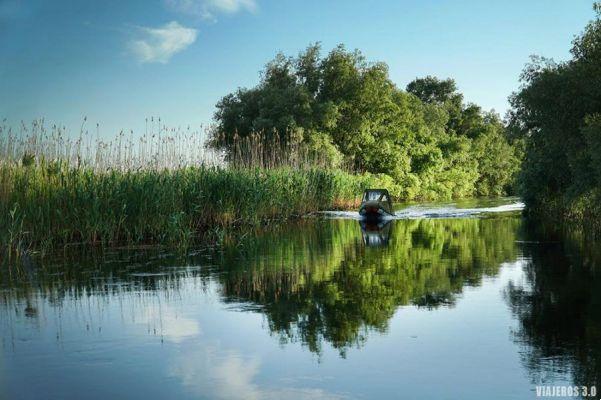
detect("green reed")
(0, 164), (376, 262)
(0, 119), (395, 264)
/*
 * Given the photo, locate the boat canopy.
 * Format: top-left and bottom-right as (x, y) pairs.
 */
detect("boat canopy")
(362, 189), (390, 202)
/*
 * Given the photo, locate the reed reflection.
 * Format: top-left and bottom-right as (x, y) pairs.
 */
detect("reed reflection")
(1, 217), (522, 357)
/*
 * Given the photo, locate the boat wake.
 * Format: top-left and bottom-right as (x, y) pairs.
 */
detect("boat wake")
(320, 201), (524, 220)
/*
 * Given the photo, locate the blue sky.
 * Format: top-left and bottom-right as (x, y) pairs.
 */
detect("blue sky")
(0, 0), (596, 137)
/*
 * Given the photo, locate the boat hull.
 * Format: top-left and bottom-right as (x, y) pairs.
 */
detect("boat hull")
(358, 189), (394, 220)
(359, 201), (394, 220)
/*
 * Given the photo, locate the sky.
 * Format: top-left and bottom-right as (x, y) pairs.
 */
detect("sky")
(0, 0), (596, 137)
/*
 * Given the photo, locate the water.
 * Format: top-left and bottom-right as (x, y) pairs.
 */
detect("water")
(322, 196), (526, 220)
(1, 198), (600, 399)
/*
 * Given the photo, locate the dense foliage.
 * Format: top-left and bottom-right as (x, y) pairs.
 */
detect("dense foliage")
(211, 44), (519, 200)
(509, 3), (601, 224)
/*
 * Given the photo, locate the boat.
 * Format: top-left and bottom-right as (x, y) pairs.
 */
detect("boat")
(358, 189), (394, 219)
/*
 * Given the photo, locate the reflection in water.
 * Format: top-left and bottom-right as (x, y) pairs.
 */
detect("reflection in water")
(505, 225), (601, 389)
(2, 204), (601, 399)
(359, 219), (392, 247)
(171, 343), (347, 400)
(217, 217), (520, 355)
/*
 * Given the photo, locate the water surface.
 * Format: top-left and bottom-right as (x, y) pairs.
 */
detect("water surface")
(1, 198), (600, 399)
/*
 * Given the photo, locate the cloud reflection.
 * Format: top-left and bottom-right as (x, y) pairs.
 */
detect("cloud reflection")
(170, 344), (348, 399)
(140, 305), (201, 343)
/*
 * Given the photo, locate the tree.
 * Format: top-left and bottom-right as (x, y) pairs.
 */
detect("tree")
(509, 3), (601, 209)
(406, 76), (461, 105)
(211, 43), (519, 200)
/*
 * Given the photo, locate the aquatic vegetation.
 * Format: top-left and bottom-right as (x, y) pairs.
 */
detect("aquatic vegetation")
(0, 119), (377, 262)
(0, 162), (381, 262)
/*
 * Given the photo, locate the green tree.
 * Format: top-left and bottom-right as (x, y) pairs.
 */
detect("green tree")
(406, 75), (462, 105)
(509, 3), (601, 210)
(212, 43), (518, 200)
(406, 76), (464, 134)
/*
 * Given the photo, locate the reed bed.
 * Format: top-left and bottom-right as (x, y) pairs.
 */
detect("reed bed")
(0, 119), (377, 264)
(0, 118), (223, 171)
(219, 130), (336, 170)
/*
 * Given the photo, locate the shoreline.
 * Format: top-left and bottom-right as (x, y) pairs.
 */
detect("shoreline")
(1, 162), (521, 266)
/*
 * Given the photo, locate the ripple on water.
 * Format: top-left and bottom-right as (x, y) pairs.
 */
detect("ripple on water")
(320, 201), (524, 220)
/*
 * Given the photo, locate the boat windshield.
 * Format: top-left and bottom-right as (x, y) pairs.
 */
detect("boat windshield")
(364, 191), (383, 201)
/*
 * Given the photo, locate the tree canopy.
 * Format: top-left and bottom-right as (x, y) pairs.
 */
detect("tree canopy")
(509, 3), (601, 210)
(211, 43), (519, 199)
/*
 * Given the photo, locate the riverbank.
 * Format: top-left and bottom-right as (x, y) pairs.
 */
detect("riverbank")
(0, 163), (396, 262)
(508, 5), (601, 239)
(524, 190), (601, 238)
(1, 159), (523, 265)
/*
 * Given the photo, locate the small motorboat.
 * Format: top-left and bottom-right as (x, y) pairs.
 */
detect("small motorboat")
(358, 189), (394, 219)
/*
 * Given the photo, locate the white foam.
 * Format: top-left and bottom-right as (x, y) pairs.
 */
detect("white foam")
(320, 201), (524, 220)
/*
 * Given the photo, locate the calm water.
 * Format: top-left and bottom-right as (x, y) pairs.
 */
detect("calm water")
(2, 198), (600, 399)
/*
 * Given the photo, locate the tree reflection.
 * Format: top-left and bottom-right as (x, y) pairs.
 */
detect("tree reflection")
(217, 217), (521, 356)
(505, 224), (601, 388)
(0, 216), (523, 358)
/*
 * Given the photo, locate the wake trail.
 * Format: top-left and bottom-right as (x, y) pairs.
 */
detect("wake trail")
(320, 201), (524, 220)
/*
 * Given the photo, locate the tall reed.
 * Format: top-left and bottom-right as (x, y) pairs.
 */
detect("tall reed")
(0, 119), (381, 264)
(0, 118), (223, 171)
(221, 130), (334, 170)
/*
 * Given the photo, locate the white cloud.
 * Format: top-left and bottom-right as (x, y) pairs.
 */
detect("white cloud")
(128, 21), (197, 64)
(165, 0), (257, 21)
